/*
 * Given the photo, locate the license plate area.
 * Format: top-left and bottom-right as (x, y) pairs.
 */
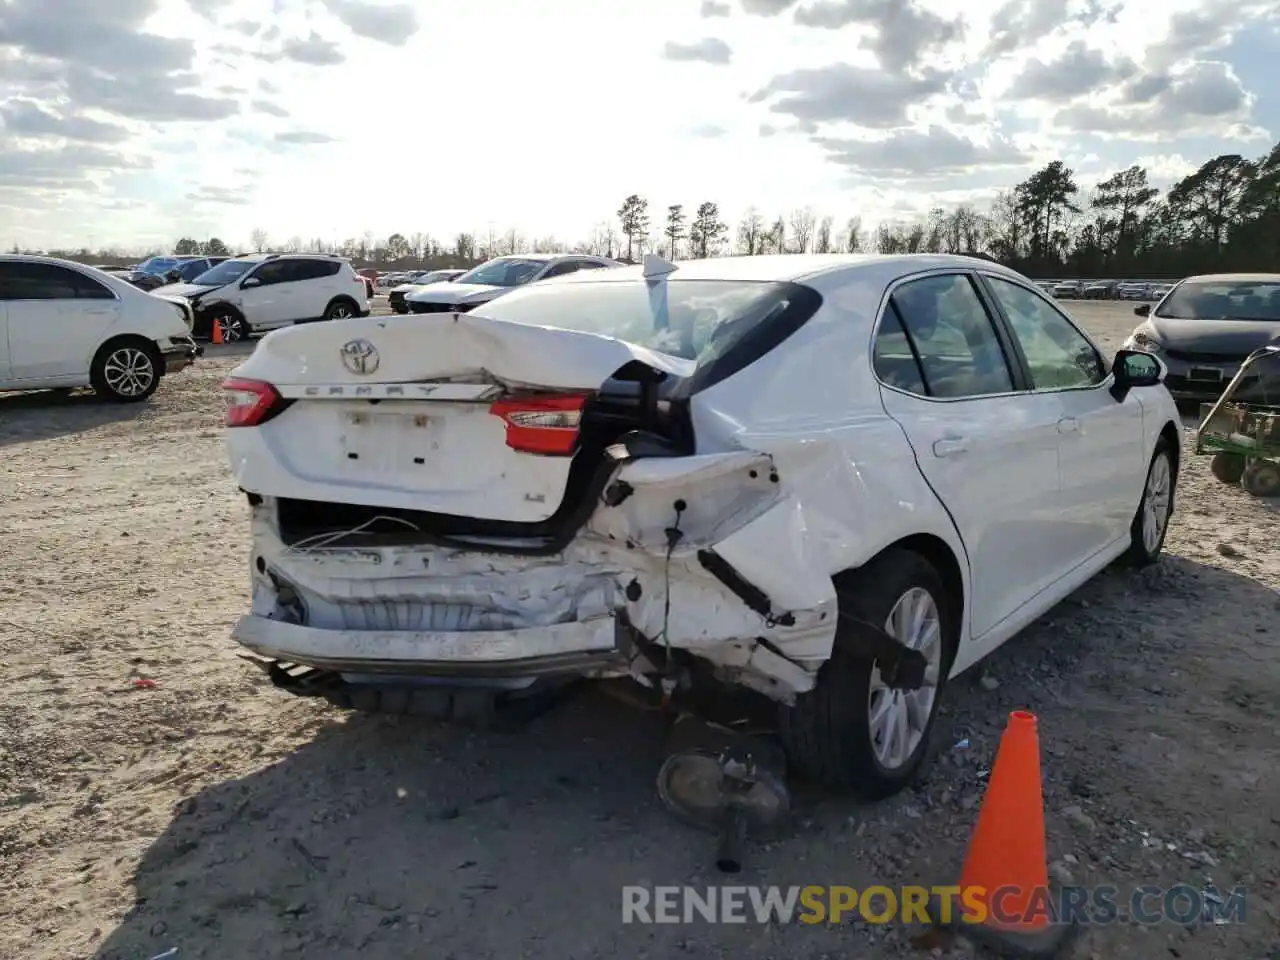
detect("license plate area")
(1188, 367), (1223, 382)
(339, 409), (440, 472)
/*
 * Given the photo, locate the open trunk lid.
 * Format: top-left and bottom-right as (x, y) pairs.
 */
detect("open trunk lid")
(226, 314), (693, 525)
(236, 312), (692, 389)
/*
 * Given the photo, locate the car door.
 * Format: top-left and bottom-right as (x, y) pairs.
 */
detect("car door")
(236, 260), (297, 330)
(0, 261), (120, 381)
(874, 272), (1066, 640)
(979, 273), (1145, 559)
(294, 258), (343, 317)
(0, 301), (9, 384)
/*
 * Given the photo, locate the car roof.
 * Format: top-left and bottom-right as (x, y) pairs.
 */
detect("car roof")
(1181, 273), (1280, 283)
(538, 253), (1031, 286)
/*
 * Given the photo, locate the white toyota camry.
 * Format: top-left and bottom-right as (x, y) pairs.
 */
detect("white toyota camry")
(222, 253), (1180, 797)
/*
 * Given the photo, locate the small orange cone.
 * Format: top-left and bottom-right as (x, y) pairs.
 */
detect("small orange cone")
(210, 317), (223, 345)
(932, 710), (1079, 957)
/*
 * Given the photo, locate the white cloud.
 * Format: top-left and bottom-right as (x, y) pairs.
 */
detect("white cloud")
(0, 0), (1275, 251)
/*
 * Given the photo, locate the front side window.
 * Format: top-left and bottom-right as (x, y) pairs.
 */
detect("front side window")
(985, 276), (1106, 389)
(247, 261), (294, 285)
(540, 261), (581, 279)
(454, 257), (546, 287)
(887, 274), (1014, 399)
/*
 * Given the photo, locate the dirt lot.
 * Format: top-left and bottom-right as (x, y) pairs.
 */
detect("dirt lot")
(1, 301), (1277, 960)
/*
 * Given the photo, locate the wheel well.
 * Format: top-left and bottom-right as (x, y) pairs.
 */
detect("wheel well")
(206, 302), (245, 322)
(94, 334), (160, 365)
(328, 295), (358, 311)
(855, 533), (965, 642)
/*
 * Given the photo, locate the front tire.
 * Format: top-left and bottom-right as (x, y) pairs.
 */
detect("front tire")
(778, 548), (953, 799)
(1119, 437), (1175, 566)
(210, 311), (247, 343)
(90, 339), (161, 403)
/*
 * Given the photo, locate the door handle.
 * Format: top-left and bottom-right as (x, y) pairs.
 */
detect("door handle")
(1057, 417), (1080, 435)
(932, 437), (968, 458)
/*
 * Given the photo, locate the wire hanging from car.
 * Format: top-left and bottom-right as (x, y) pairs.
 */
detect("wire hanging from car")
(655, 499), (687, 713)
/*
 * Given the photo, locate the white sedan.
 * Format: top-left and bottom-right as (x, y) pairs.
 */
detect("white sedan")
(0, 255), (200, 401)
(220, 253), (1179, 797)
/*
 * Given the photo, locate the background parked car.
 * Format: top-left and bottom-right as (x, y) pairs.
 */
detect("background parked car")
(152, 253), (371, 342)
(404, 254), (622, 313)
(1123, 273), (1280, 402)
(1052, 279), (1084, 298)
(388, 269), (465, 313)
(0, 255), (200, 401)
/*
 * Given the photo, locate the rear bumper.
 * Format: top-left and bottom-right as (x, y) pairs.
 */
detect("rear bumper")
(231, 613), (628, 679)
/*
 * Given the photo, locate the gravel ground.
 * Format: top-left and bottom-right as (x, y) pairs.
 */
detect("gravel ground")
(1, 300), (1277, 960)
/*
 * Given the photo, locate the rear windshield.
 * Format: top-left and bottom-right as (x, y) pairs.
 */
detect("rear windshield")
(1156, 281), (1280, 321)
(472, 277), (819, 369)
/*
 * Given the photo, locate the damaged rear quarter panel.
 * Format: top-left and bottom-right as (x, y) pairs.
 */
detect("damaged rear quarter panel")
(679, 269), (973, 664)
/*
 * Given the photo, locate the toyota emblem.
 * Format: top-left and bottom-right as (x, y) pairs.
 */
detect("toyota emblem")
(340, 338), (379, 375)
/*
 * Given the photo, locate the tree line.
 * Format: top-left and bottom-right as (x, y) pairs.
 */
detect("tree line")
(23, 138), (1279, 279)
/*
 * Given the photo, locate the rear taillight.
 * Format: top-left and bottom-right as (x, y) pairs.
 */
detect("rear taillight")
(489, 393), (589, 455)
(222, 377), (284, 427)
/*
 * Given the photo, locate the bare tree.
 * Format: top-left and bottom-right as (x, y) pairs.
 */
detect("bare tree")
(249, 228), (270, 252)
(736, 207), (764, 254)
(844, 216), (863, 253)
(788, 207), (816, 253)
(814, 215), (833, 253)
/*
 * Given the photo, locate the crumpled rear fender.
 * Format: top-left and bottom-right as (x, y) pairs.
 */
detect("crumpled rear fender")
(586, 452), (839, 688)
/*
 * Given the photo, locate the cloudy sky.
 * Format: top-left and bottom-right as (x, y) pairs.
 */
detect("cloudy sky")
(1, 0), (1277, 251)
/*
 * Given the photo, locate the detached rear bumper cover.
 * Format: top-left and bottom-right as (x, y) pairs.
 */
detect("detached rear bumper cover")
(238, 455), (842, 700)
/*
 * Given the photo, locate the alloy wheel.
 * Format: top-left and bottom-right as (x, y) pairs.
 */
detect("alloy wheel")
(103, 348), (155, 398)
(868, 586), (943, 771)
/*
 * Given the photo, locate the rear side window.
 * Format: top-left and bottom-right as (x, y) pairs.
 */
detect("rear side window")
(293, 259), (341, 280)
(882, 274), (1014, 399)
(474, 277), (823, 392)
(873, 309), (928, 395)
(0, 262), (114, 300)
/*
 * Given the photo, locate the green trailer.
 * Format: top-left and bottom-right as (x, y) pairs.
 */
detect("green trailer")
(1193, 343), (1280, 497)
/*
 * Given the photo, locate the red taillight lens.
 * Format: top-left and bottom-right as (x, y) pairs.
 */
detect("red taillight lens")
(489, 393), (589, 455)
(222, 377), (283, 427)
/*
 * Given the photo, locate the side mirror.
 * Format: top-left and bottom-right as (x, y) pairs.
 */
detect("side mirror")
(1110, 348), (1164, 401)
(241, 276), (261, 288)
(1134, 303), (1150, 317)
(164, 270), (181, 282)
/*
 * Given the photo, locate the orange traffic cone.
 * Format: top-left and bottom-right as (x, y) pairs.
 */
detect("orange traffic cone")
(210, 317), (223, 345)
(931, 710), (1079, 957)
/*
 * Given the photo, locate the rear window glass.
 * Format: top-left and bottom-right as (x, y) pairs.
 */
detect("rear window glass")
(472, 278), (815, 367)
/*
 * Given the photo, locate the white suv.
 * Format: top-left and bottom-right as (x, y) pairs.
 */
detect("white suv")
(0, 255), (200, 401)
(152, 254), (371, 342)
